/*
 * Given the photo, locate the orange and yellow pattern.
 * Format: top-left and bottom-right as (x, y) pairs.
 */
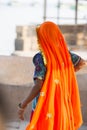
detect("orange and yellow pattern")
(26, 21), (83, 130)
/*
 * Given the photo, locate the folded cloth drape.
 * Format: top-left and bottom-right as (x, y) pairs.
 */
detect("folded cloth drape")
(26, 21), (83, 130)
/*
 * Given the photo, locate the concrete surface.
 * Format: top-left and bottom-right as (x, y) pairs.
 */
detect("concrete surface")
(6, 121), (87, 130)
(0, 55), (34, 85)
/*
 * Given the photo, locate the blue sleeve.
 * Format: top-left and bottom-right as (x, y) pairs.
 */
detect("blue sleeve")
(69, 51), (81, 66)
(33, 53), (46, 80)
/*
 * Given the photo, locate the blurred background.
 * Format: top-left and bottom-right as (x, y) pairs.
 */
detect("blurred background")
(0, 0), (87, 130)
(0, 0), (87, 56)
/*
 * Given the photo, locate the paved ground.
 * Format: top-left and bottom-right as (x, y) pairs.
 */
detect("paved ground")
(6, 121), (87, 130)
(6, 121), (27, 130)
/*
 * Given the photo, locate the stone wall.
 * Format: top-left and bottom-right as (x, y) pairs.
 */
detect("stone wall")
(15, 26), (38, 51)
(59, 24), (87, 46)
(15, 24), (87, 53)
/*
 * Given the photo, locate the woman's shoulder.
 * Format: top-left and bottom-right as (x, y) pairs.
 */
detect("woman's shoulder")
(33, 52), (44, 65)
(69, 51), (81, 66)
(33, 52), (47, 80)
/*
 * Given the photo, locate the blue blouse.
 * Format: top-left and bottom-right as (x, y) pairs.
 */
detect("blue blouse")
(32, 51), (81, 110)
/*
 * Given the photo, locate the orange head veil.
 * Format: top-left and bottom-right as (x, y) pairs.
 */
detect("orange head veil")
(26, 21), (82, 130)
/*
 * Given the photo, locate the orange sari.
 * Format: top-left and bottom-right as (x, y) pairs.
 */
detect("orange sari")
(26, 21), (83, 130)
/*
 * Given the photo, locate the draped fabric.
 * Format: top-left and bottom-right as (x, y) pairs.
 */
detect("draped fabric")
(26, 21), (83, 130)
